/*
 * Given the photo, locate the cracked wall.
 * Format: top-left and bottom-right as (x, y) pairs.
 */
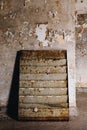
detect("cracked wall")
(76, 14), (87, 87)
(0, 0), (76, 116)
(76, 0), (87, 88)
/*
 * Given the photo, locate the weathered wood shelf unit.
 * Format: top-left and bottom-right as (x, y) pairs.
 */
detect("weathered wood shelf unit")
(18, 50), (69, 121)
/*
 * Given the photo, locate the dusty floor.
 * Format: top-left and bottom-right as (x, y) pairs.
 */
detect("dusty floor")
(0, 92), (87, 130)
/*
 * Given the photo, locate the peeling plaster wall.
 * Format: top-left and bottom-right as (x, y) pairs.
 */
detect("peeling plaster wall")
(0, 0), (76, 116)
(76, 0), (87, 88)
(76, 0), (87, 14)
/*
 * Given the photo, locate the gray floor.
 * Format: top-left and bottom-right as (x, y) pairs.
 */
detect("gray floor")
(0, 92), (87, 130)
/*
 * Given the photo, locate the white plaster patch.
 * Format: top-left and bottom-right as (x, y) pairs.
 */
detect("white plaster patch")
(55, 35), (65, 44)
(10, 13), (16, 19)
(29, 28), (33, 37)
(82, 23), (87, 28)
(65, 34), (74, 42)
(23, 21), (29, 27)
(5, 30), (14, 39)
(21, 21), (29, 35)
(48, 11), (58, 18)
(78, 33), (82, 38)
(76, 25), (81, 28)
(35, 25), (66, 46)
(35, 24), (48, 46)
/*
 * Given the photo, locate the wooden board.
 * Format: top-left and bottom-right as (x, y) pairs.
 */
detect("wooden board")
(19, 108), (69, 121)
(20, 50), (66, 59)
(20, 59), (66, 66)
(18, 50), (69, 121)
(19, 80), (67, 88)
(19, 95), (68, 104)
(19, 88), (67, 96)
(20, 66), (67, 74)
(19, 103), (69, 109)
(20, 73), (67, 81)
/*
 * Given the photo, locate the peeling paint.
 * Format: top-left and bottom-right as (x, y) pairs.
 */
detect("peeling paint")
(55, 35), (65, 44)
(65, 34), (74, 42)
(82, 23), (87, 28)
(25, 0), (31, 7)
(29, 28), (34, 37)
(48, 11), (58, 18)
(0, 0), (76, 116)
(9, 13), (16, 19)
(35, 24), (48, 46)
(5, 30), (14, 39)
(35, 24), (65, 46)
(76, 14), (87, 87)
(35, 24), (67, 45)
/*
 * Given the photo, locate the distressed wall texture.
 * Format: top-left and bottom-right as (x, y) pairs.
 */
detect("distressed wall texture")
(76, 0), (87, 88)
(0, 0), (77, 116)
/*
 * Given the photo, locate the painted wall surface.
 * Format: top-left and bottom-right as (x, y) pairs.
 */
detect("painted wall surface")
(76, 0), (87, 88)
(0, 0), (76, 116)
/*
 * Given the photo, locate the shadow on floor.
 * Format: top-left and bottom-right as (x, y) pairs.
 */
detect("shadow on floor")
(7, 51), (21, 120)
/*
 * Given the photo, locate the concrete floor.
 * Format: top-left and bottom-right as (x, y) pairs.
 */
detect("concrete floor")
(0, 92), (87, 130)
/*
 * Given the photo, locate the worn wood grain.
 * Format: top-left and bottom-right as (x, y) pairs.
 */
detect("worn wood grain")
(20, 59), (66, 66)
(19, 88), (67, 96)
(20, 74), (67, 81)
(19, 50), (69, 121)
(19, 103), (69, 109)
(20, 66), (66, 74)
(18, 108), (69, 119)
(20, 50), (67, 59)
(19, 80), (67, 88)
(19, 117), (69, 121)
(19, 95), (68, 104)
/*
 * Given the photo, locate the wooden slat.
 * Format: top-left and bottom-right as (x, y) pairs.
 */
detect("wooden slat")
(20, 74), (67, 81)
(18, 108), (69, 120)
(19, 88), (67, 96)
(19, 103), (69, 109)
(19, 95), (68, 104)
(20, 59), (66, 66)
(19, 80), (67, 88)
(20, 50), (66, 59)
(20, 66), (66, 74)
